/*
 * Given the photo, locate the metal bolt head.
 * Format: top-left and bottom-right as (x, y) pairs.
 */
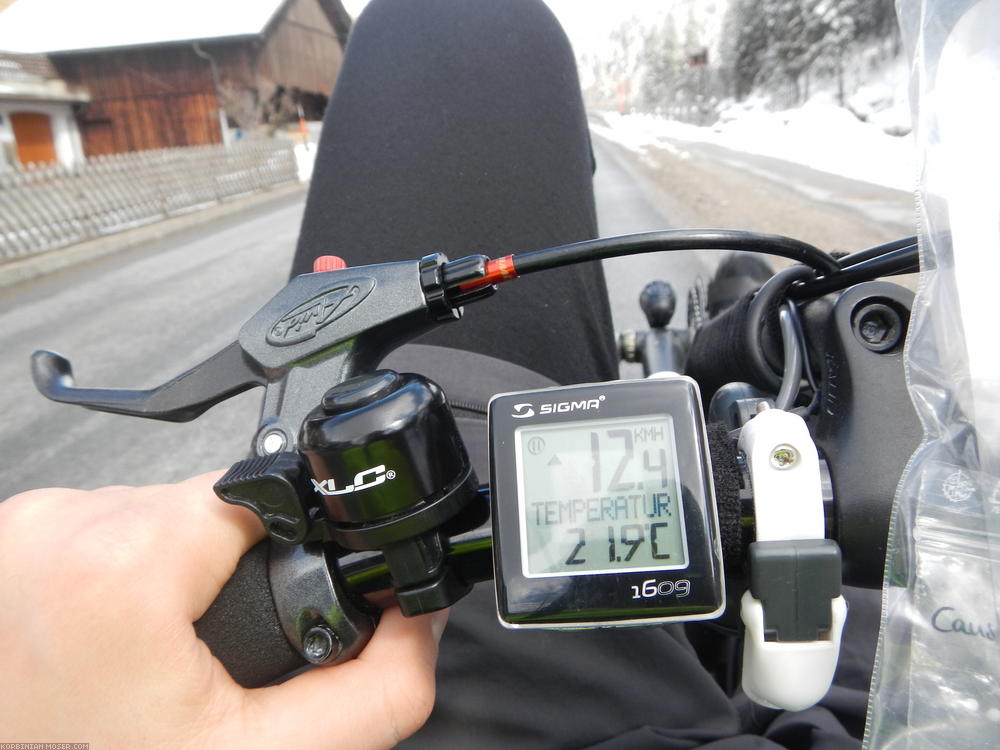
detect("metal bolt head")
(853, 302), (903, 353)
(770, 444), (798, 469)
(860, 317), (889, 344)
(302, 624), (340, 664)
(262, 430), (286, 454)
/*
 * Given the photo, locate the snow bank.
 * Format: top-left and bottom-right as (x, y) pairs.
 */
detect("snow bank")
(592, 95), (916, 193)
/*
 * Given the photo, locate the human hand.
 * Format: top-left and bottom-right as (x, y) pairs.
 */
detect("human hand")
(0, 473), (446, 749)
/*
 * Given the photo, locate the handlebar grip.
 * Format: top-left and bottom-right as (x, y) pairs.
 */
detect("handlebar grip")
(194, 540), (306, 687)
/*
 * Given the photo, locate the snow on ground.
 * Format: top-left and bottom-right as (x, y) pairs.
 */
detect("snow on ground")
(591, 93), (916, 193)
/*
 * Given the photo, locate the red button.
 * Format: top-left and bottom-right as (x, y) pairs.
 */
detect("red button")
(313, 255), (348, 272)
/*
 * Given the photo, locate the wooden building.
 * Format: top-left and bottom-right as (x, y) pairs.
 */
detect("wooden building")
(0, 0), (351, 156)
(0, 52), (88, 169)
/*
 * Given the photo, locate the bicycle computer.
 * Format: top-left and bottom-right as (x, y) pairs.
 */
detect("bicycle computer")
(489, 377), (725, 628)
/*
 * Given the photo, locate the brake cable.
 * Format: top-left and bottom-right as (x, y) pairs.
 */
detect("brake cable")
(445, 230), (917, 304)
(446, 229), (840, 297)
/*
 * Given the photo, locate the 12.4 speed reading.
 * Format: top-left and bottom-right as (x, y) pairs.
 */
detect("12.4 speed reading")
(515, 414), (688, 578)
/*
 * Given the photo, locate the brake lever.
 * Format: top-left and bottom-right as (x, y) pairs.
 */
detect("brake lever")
(32, 342), (263, 423)
(32, 255), (489, 453)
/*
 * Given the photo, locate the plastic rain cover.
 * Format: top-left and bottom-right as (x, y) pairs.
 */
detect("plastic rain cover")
(865, 0), (1000, 747)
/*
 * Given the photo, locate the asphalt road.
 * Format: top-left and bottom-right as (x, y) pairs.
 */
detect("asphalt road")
(595, 137), (727, 335)
(0, 134), (916, 496)
(595, 129), (915, 253)
(0, 196), (302, 494)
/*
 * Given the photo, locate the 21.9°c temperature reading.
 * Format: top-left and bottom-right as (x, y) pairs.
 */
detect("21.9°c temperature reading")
(516, 414), (689, 577)
(563, 522), (676, 566)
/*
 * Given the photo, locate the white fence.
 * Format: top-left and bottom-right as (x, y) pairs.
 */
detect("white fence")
(0, 139), (299, 260)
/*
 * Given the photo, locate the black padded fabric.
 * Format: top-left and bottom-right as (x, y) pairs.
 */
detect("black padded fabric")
(706, 253), (774, 317)
(708, 421), (745, 569)
(274, 1), (875, 747)
(687, 294), (761, 400)
(291, 0), (618, 386)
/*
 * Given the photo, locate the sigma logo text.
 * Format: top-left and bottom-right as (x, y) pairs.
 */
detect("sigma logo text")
(311, 465), (396, 496)
(511, 395), (605, 419)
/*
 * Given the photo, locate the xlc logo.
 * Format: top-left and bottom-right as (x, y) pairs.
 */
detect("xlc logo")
(311, 465), (396, 496)
(511, 395), (606, 419)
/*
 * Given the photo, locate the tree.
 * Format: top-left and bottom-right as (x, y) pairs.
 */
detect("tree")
(639, 15), (680, 112)
(720, 0), (770, 99)
(720, 0), (901, 106)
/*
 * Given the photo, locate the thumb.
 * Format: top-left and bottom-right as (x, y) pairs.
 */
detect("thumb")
(241, 607), (448, 750)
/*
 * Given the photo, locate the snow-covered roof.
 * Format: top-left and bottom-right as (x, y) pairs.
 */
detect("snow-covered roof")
(0, 0), (289, 54)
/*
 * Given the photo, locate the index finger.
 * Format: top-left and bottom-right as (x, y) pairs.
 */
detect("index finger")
(146, 471), (267, 619)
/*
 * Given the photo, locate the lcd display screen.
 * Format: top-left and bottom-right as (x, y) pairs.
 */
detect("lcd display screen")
(514, 414), (689, 578)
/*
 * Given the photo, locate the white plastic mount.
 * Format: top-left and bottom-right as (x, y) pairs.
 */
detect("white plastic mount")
(737, 408), (847, 711)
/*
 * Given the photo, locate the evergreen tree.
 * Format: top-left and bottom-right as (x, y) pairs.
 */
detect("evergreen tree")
(640, 15), (680, 111)
(720, 0), (901, 106)
(720, 0), (770, 99)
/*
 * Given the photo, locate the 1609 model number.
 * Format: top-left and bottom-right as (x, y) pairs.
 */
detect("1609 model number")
(630, 578), (691, 599)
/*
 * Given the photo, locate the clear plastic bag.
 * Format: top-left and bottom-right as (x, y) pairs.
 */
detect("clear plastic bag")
(865, 1), (1000, 747)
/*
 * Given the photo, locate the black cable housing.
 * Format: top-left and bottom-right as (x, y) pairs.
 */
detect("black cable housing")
(747, 265), (816, 390)
(511, 230), (841, 277)
(837, 236), (917, 268)
(789, 244), (918, 299)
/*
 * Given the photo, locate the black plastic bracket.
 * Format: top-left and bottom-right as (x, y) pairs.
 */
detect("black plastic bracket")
(749, 538), (842, 642)
(806, 281), (920, 587)
(215, 452), (317, 545)
(395, 567), (473, 616)
(269, 542), (377, 666)
(382, 532), (474, 616)
(419, 253), (461, 322)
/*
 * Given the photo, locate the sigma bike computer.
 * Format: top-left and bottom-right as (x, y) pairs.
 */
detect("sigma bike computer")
(489, 377), (725, 628)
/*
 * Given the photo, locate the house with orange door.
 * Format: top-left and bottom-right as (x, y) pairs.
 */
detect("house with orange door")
(0, 0), (349, 158)
(0, 51), (88, 169)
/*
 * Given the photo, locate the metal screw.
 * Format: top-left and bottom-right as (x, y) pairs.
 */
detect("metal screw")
(853, 302), (903, 353)
(262, 430), (286, 454)
(770, 444), (798, 469)
(861, 318), (888, 344)
(302, 624), (341, 664)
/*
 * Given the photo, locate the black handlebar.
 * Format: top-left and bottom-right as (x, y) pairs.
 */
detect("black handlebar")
(194, 541), (307, 687)
(30, 233), (922, 689)
(194, 449), (742, 689)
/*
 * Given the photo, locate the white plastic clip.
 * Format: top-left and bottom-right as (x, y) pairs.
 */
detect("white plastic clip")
(737, 408), (847, 711)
